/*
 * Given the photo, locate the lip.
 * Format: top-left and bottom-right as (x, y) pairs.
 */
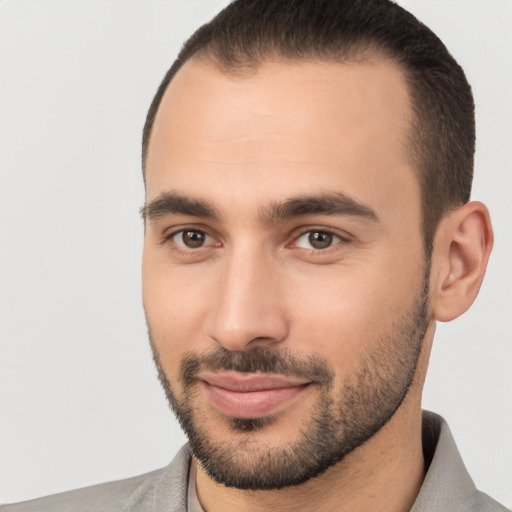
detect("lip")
(199, 372), (311, 419)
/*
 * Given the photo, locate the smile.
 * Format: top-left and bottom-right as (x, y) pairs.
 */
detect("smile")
(199, 372), (311, 418)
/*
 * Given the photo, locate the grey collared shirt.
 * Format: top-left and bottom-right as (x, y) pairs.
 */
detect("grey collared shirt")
(1, 412), (508, 511)
(411, 412), (508, 511)
(185, 411), (508, 512)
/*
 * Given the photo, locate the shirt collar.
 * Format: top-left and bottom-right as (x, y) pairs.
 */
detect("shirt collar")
(175, 411), (497, 512)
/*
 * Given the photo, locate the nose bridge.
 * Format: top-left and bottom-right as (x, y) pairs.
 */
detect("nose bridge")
(207, 241), (288, 351)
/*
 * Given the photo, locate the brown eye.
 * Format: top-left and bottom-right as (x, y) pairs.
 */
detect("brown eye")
(172, 230), (211, 249)
(182, 230), (205, 248)
(308, 231), (333, 249)
(295, 230), (342, 250)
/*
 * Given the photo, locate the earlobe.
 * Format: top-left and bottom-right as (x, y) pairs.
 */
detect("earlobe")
(431, 201), (493, 322)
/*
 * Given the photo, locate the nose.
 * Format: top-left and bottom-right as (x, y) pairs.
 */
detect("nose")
(205, 247), (289, 352)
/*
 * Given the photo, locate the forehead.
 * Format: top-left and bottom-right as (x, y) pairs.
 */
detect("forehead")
(145, 57), (419, 225)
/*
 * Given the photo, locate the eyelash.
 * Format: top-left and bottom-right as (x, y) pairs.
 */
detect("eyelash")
(163, 226), (350, 254)
(291, 228), (349, 252)
(163, 228), (218, 249)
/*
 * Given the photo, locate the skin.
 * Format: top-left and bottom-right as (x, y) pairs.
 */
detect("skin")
(142, 57), (493, 511)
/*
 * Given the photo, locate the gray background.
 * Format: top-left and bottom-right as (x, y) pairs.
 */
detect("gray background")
(1, 0), (511, 506)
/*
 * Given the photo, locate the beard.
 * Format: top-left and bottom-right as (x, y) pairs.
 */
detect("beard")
(148, 273), (430, 491)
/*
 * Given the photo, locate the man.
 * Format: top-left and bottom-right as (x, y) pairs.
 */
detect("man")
(1, 0), (508, 510)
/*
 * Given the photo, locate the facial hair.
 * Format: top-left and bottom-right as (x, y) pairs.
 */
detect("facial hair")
(148, 273), (430, 490)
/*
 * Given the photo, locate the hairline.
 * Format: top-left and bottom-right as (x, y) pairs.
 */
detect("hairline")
(142, 49), (445, 259)
(143, 47), (419, 176)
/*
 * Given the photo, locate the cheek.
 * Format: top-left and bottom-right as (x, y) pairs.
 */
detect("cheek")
(142, 235), (426, 382)
(286, 256), (424, 371)
(142, 253), (213, 374)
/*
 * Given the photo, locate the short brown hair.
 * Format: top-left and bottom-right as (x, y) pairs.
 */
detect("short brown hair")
(142, 0), (475, 253)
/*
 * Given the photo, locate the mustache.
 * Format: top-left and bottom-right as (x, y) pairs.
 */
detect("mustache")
(179, 346), (334, 388)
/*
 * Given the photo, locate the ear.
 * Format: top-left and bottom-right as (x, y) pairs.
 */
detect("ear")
(431, 201), (493, 322)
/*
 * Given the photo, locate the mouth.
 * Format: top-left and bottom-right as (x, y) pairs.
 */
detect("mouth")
(198, 372), (311, 419)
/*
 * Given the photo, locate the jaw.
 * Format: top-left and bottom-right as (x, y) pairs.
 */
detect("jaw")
(190, 321), (434, 510)
(194, 390), (427, 512)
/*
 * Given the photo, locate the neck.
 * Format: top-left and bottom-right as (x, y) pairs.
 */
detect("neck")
(195, 397), (426, 512)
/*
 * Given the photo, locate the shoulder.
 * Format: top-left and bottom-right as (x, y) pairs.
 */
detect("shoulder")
(0, 469), (163, 512)
(414, 412), (509, 512)
(0, 445), (192, 512)
(472, 492), (512, 512)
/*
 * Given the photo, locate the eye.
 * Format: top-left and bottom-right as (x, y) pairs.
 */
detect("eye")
(171, 229), (215, 249)
(294, 230), (343, 250)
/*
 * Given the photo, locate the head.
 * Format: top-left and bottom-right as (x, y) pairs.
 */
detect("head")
(140, 0), (492, 491)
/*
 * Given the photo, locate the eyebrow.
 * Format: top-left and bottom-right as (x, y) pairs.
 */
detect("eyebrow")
(141, 191), (378, 224)
(262, 192), (379, 224)
(140, 191), (218, 221)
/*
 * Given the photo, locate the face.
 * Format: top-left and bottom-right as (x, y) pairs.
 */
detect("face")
(142, 58), (430, 489)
